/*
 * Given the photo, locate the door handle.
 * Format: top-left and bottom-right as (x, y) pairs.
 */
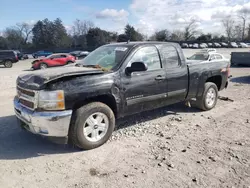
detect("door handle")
(155, 75), (166, 80)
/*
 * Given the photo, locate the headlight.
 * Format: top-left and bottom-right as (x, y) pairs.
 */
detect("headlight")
(38, 90), (65, 110)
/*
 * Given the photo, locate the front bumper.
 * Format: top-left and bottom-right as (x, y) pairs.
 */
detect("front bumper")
(14, 96), (72, 137)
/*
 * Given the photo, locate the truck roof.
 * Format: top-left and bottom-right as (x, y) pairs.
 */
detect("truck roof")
(105, 41), (180, 48)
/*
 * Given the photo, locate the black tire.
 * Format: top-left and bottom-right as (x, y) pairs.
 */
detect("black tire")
(69, 102), (115, 150)
(4, 60), (13, 68)
(193, 82), (218, 111)
(39, 63), (48, 69)
(66, 61), (73, 64)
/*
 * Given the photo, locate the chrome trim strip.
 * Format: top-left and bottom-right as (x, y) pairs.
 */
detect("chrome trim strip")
(14, 96), (72, 137)
(17, 85), (36, 93)
(17, 85), (39, 110)
(127, 93), (167, 106)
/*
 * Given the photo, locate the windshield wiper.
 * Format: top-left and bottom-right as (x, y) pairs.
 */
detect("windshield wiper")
(75, 64), (110, 72)
(75, 64), (99, 68)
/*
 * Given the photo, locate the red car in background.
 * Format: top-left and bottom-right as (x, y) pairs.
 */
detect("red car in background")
(31, 53), (76, 70)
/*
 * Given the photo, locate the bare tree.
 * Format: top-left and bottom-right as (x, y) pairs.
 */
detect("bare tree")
(233, 24), (243, 41)
(184, 19), (199, 41)
(16, 22), (33, 44)
(171, 30), (185, 41)
(3, 27), (23, 49)
(72, 19), (94, 36)
(222, 17), (235, 41)
(238, 8), (250, 40)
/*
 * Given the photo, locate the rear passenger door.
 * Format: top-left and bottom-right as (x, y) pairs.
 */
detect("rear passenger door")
(159, 45), (188, 104)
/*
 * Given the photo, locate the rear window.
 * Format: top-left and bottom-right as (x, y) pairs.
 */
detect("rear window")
(215, 55), (222, 59)
(188, 53), (209, 61)
(159, 45), (180, 68)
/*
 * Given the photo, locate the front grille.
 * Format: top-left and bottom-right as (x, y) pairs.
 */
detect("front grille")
(19, 98), (34, 109)
(18, 87), (35, 97)
(17, 86), (37, 110)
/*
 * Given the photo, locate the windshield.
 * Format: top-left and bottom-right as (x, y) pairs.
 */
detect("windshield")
(77, 45), (129, 70)
(188, 53), (209, 61)
(46, 54), (54, 58)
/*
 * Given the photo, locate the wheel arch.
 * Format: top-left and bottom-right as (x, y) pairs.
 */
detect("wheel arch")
(71, 94), (118, 118)
(206, 75), (222, 91)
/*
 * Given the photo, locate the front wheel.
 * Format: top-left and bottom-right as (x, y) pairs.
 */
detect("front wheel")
(194, 82), (218, 111)
(69, 102), (115, 150)
(39, 63), (48, 69)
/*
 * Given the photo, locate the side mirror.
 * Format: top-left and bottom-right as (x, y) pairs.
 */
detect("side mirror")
(125, 62), (148, 75)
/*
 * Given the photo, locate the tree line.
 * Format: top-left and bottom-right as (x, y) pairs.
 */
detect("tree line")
(1, 17), (250, 52)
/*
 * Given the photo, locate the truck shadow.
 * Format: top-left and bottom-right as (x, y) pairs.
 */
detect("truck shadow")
(116, 103), (200, 130)
(0, 103), (199, 160)
(0, 115), (78, 160)
(230, 76), (250, 84)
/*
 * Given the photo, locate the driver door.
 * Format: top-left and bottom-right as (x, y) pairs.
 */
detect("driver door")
(121, 45), (167, 116)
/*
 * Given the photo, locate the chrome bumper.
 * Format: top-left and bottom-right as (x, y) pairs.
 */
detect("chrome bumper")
(14, 96), (72, 137)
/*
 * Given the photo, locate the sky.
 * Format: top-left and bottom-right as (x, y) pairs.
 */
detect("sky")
(1, 0), (250, 36)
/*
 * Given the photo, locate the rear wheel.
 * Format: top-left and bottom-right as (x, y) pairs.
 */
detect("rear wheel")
(66, 61), (73, 64)
(39, 63), (48, 69)
(69, 102), (115, 150)
(4, 60), (13, 68)
(193, 82), (218, 111)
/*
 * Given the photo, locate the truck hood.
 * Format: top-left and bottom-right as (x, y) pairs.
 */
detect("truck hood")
(17, 65), (104, 90)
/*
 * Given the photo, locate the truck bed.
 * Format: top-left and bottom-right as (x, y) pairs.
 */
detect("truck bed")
(187, 60), (229, 99)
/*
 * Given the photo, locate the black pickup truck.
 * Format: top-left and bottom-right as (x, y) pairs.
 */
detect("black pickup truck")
(14, 42), (230, 150)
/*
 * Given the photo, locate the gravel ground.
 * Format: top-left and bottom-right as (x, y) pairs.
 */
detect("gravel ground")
(0, 49), (250, 188)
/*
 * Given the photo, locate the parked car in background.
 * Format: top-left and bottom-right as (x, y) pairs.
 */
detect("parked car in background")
(199, 43), (208, 48)
(15, 51), (29, 60)
(69, 50), (82, 57)
(192, 43), (199, 48)
(220, 42), (229, 48)
(70, 51), (90, 60)
(187, 52), (228, 63)
(0, 50), (19, 68)
(189, 44), (193, 48)
(230, 42), (238, 48)
(31, 53), (76, 70)
(237, 42), (248, 48)
(23, 54), (29, 59)
(32, 50), (53, 58)
(213, 43), (221, 48)
(200, 48), (217, 53)
(181, 43), (189, 48)
(14, 42), (230, 149)
(208, 43), (213, 48)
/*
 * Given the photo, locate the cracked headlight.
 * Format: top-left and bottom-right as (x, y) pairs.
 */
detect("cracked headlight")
(38, 90), (65, 110)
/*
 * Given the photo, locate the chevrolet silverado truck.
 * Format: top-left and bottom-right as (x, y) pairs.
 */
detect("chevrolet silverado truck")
(14, 42), (230, 150)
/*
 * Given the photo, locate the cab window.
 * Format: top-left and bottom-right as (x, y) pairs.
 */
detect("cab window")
(128, 46), (161, 71)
